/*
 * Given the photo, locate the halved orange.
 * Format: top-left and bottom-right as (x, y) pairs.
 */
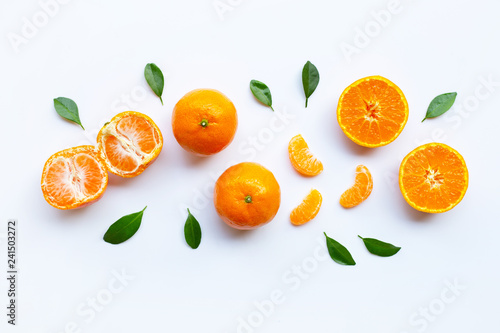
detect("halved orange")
(288, 134), (323, 176)
(399, 143), (468, 213)
(290, 189), (322, 226)
(340, 165), (373, 208)
(41, 146), (108, 210)
(97, 111), (163, 178)
(337, 76), (408, 147)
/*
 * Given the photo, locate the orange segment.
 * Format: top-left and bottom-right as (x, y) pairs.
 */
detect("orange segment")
(41, 146), (108, 210)
(290, 189), (322, 226)
(340, 165), (373, 208)
(337, 76), (408, 147)
(97, 111), (163, 178)
(288, 134), (323, 176)
(399, 143), (468, 213)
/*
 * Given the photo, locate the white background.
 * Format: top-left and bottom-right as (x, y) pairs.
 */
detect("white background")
(1, 0), (500, 332)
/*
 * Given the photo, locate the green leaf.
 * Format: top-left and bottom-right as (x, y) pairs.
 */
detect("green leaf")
(184, 209), (202, 249)
(53, 97), (84, 130)
(250, 79), (274, 111)
(358, 235), (401, 257)
(422, 92), (457, 122)
(302, 61), (320, 108)
(104, 207), (147, 245)
(144, 63), (165, 105)
(324, 232), (356, 265)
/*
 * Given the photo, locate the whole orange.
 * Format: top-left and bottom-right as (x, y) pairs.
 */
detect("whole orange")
(172, 89), (238, 156)
(214, 162), (281, 230)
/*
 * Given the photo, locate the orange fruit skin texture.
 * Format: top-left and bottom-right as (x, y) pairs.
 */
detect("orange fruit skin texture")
(337, 75), (409, 148)
(288, 134), (323, 176)
(214, 162), (281, 230)
(290, 189), (322, 226)
(97, 111), (163, 178)
(399, 143), (468, 213)
(339, 165), (373, 208)
(172, 89), (238, 156)
(41, 146), (108, 210)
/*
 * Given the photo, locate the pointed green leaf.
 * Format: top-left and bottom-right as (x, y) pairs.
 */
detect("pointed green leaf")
(104, 207), (147, 244)
(422, 92), (457, 122)
(144, 63), (165, 105)
(324, 232), (356, 265)
(358, 235), (401, 257)
(184, 209), (202, 249)
(302, 61), (320, 108)
(53, 97), (84, 130)
(250, 79), (274, 111)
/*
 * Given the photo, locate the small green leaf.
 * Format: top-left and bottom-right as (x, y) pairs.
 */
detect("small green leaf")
(302, 61), (320, 108)
(250, 79), (274, 111)
(184, 209), (202, 249)
(422, 92), (457, 122)
(144, 63), (165, 105)
(104, 207), (147, 245)
(358, 235), (401, 257)
(324, 232), (356, 265)
(53, 97), (84, 130)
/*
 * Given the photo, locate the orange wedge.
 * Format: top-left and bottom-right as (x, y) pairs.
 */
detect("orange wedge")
(340, 165), (373, 208)
(97, 111), (163, 178)
(288, 134), (323, 176)
(337, 76), (408, 147)
(290, 189), (322, 226)
(41, 146), (108, 209)
(399, 143), (468, 213)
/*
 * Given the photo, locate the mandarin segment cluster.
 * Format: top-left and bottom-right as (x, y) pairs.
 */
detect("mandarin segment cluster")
(41, 146), (108, 210)
(41, 112), (163, 209)
(97, 112), (163, 177)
